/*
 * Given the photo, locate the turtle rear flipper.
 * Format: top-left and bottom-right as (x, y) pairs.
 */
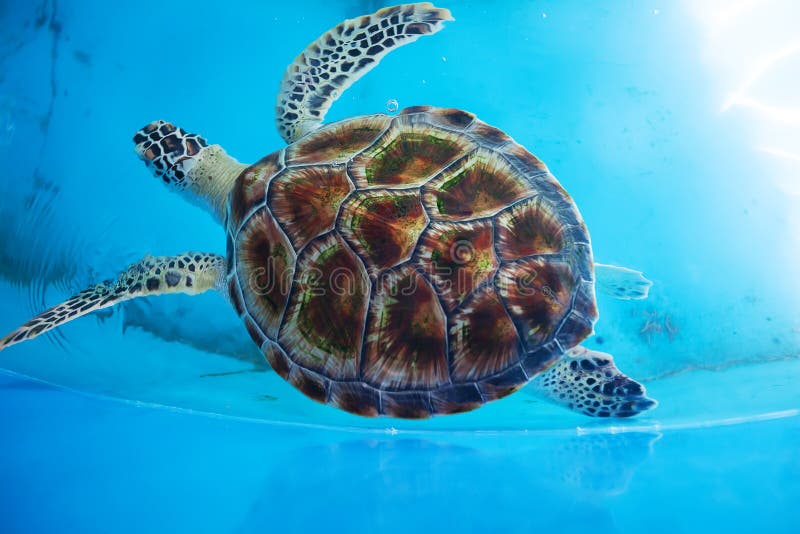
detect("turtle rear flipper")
(530, 347), (657, 418)
(0, 253), (225, 351)
(594, 263), (653, 300)
(276, 2), (453, 143)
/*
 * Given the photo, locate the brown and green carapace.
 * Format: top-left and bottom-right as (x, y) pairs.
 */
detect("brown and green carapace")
(0, 3), (656, 419)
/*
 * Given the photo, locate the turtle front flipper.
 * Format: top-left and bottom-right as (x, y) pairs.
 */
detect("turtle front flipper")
(276, 2), (453, 143)
(594, 263), (653, 300)
(0, 253), (225, 351)
(529, 347), (657, 418)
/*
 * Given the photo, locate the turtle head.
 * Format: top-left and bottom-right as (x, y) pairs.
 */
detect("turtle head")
(133, 121), (246, 223)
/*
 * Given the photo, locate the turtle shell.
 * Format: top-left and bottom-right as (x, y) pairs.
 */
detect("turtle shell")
(225, 106), (598, 418)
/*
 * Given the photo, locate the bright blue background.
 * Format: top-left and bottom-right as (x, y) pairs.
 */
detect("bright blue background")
(1, 1), (798, 532)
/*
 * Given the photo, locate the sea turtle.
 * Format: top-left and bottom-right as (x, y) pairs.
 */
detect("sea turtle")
(0, 3), (656, 418)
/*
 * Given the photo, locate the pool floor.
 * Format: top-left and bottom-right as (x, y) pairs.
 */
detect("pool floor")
(0, 372), (797, 534)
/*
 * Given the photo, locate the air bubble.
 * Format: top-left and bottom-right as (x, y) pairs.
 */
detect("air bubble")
(0, 116), (14, 146)
(386, 99), (399, 113)
(0, 96), (16, 146)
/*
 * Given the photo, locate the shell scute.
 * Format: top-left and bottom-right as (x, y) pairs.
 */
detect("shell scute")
(414, 220), (498, 310)
(430, 383), (483, 414)
(495, 196), (568, 261)
(228, 276), (245, 317)
(285, 115), (390, 165)
(521, 343), (562, 377)
(380, 390), (432, 419)
(263, 340), (292, 379)
(243, 315), (268, 348)
(467, 119), (512, 148)
(556, 280), (598, 349)
(279, 233), (369, 380)
(448, 286), (523, 382)
(495, 257), (576, 350)
(572, 280), (599, 321)
(423, 107), (476, 131)
(398, 105), (434, 116)
(269, 166), (354, 249)
(338, 189), (428, 276)
(229, 152), (280, 230)
(362, 265), (449, 390)
(501, 142), (550, 181)
(571, 243), (595, 282)
(288, 365), (329, 403)
(329, 382), (380, 416)
(422, 148), (532, 221)
(556, 310), (595, 350)
(399, 107), (475, 131)
(236, 208), (295, 338)
(477, 363), (529, 401)
(349, 117), (475, 188)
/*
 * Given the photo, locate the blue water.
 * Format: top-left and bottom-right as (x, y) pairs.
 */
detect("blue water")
(1, 1), (798, 532)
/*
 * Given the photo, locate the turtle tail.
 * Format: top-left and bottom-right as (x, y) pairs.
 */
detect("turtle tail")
(0, 253), (225, 351)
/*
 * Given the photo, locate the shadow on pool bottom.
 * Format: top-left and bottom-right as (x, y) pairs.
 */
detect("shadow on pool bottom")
(0, 371), (798, 533)
(4, 353), (797, 435)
